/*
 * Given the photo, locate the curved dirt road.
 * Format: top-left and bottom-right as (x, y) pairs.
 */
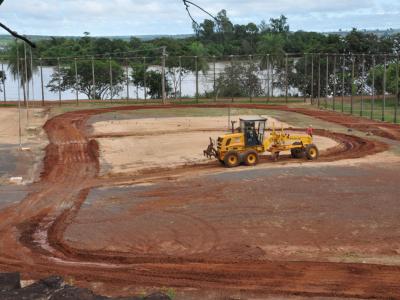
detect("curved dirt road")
(0, 104), (399, 299)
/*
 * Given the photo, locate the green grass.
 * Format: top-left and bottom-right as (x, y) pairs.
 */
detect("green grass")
(6, 95), (400, 124)
(89, 107), (295, 122)
(315, 96), (400, 124)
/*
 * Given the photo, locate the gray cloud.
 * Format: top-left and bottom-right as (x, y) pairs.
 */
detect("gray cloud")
(0, 0), (399, 36)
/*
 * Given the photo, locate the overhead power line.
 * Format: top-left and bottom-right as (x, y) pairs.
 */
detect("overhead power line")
(182, 0), (218, 27)
(0, 1), (36, 48)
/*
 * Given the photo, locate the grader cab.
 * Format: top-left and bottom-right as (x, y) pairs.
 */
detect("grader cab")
(204, 116), (319, 168)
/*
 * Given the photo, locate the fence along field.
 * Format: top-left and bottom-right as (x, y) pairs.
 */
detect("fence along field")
(1, 45), (399, 123)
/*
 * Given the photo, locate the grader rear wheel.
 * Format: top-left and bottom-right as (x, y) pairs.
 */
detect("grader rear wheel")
(243, 150), (259, 166)
(224, 151), (240, 168)
(291, 142), (304, 159)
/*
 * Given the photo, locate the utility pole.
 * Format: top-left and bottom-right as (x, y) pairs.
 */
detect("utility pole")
(161, 46), (166, 104)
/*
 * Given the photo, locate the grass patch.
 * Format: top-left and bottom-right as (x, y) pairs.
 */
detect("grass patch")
(314, 96), (400, 124)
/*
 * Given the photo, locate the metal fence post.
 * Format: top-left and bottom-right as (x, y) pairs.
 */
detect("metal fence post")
(143, 57), (147, 101)
(311, 54), (314, 104)
(342, 54), (345, 112)
(16, 40), (22, 150)
(29, 47), (34, 103)
(195, 56), (199, 102)
(361, 54), (365, 117)
(125, 58), (129, 101)
(249, 54), (253, 102)
(179, 56), (183, 100)
(266, 54), (270, 102)
(395, 55), (399, 123)
(1, 62), (6, 103)
(57, 57), (61, 105)
(285, 53), (288, 103)
(23, 42), (29, 104)
(161, 46), (166, 104)
(351, 54), (355, 115)
(317, 54), (321, 107)
(23, 44), (29, 122)
(325, 54), (329, 109)
(230, 55), (234, 102)
(371, 55), (375, 120)
(304, 53), (307, 103)
(213, 55), (216, 102)
(270, 55), (275, 100)
(382, 54), (387, 121)
(109, 57), (113, 101)
(91, 57), (96, 100)
(74, 58), (79, 105)
(39, 58), (44, 105)
(333, 54), (337, 111)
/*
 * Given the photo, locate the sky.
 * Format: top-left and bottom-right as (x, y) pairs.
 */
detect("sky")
(1, 0), (400, 36)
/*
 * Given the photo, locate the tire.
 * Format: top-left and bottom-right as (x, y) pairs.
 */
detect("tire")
(291, 142), (304, 159)
(271, 151), (280, 162)
(243, 150), (259, 166)
(224, 151), (240, 168)
(305, 144), (319, 160)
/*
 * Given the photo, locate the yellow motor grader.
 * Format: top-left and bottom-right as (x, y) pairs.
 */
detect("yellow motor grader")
(204, 116), (319, 168)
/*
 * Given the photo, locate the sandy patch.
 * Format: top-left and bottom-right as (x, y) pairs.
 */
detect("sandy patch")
(94, 116), (338, 175)
(0, 108), (48, 145)
(97, 131), (226, 175)
(91, 115), (290, 136)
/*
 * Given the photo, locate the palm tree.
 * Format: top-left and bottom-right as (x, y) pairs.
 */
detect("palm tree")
(7, 42), (38, 104)
(0, 0), (36, 104)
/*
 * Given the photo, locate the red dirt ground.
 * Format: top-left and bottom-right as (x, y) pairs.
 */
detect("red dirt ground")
(0, 104), (399, 299)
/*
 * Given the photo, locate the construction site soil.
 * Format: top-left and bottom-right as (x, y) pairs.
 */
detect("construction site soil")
(0, 104), (399, 299)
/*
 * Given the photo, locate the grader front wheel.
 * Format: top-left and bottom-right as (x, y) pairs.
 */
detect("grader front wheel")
(224, 151), (240, 168)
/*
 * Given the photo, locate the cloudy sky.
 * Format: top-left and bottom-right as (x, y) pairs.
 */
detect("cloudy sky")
(1, 0), (399, 36)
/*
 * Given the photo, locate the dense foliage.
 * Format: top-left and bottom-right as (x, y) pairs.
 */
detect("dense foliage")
(4, 13), (400, 60)
(47, 60), (125, 100)
(2, 11), (400, 100)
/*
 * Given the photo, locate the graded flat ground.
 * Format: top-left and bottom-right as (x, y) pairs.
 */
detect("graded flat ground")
(0, 107), (49, 185)
(90, 116), (337, 175)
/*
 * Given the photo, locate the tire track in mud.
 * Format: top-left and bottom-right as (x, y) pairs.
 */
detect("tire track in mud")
(0, 104), (398, 299)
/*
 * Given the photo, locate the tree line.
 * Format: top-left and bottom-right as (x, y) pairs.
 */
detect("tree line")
(1, 11), (399, 101)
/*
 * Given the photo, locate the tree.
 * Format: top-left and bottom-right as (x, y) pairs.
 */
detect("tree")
(47, 60), (124, 100)
(367, 62), (400, 101)
(167, 67), (189, 99)
(216, 62), (262, 98)
(269, 15), (290, 34)
(6, 42), (38, 104)
(0, 70), (5, 93)
(198, 19), (216, 40)
(289, 55), (353, 99)
(7, 42), (37, 85)
(215, 10), (234, 34)
(131, 63), (171, 99)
